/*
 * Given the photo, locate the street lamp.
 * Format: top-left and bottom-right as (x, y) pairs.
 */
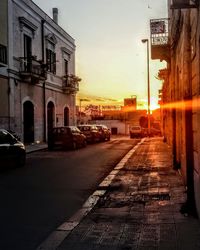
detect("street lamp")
(141, 38), (151, 136)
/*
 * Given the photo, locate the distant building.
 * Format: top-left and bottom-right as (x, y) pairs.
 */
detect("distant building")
(93, 107), (147, 135)
(0, 0), (79, 143)
(124, 97), (137, 110)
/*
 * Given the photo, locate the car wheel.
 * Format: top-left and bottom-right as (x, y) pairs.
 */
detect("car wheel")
(16, 154), (26, 167)
(48, 144), (54, 150)
(83, 140), (87, 147)
(72, 141), (77, 150)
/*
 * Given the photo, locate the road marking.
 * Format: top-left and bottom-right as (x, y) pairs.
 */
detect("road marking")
(36, 138), (146, 250)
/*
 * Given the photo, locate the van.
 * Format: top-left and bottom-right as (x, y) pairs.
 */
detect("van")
(129, 125), (142, 138)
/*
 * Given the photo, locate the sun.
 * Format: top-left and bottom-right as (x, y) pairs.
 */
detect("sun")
(150, 101), (160, 111)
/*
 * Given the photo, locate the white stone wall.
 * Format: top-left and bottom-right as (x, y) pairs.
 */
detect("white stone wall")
(91, 120), (133, 135)
(3, 0), (78, 142)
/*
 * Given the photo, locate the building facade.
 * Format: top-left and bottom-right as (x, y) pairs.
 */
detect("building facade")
(0, 0), (79, 143)
(152, 0), (200, 217)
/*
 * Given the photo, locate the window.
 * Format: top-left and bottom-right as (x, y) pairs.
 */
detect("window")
(64, 59), (68, 76)
(24, 35), (32, 58)
(46, 42), (56, 74)
(0, 44), (7, 65)
(24, 35), (32, 72)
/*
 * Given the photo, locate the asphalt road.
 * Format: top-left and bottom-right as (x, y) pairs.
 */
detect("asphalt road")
(0, 136), (139, 250)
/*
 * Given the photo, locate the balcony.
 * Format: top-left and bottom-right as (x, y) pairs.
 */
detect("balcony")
(0, 44), (7, 66)
(170, 0), (198, 9)
(150, 19), (170, 62)
(62, 74), (81, 94)
(19, 57), (46, 83)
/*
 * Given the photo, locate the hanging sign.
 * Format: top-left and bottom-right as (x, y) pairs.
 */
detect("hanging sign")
(150, 21), (165, 34)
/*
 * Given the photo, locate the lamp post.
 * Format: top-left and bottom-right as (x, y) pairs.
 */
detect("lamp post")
(141, 39), (151, 136)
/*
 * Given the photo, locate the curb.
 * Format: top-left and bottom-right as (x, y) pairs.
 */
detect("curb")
(26, 145), (48, 154)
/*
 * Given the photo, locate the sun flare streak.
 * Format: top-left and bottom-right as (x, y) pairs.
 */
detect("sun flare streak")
(161, 99), (200, 111)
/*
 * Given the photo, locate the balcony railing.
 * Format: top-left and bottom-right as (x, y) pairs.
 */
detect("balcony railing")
(19, 57), (46, 82)
(0, 44), (7, 66)
(62, 74), (81, 93)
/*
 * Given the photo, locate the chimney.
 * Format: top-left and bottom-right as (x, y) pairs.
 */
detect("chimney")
(53, 8), (58, 24)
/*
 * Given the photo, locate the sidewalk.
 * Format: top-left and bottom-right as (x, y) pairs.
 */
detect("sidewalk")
(25, 142), (48, 153)
(38, 138), (200, 250)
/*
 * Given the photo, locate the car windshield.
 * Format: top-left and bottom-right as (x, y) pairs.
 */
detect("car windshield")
(131, 126), (141, 130)
(0, 130), (15, 144)
(79, 126), (90, 131)
(53, 127), (70, 134)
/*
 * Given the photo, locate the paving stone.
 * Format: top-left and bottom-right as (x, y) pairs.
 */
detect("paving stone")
(160, 226), (176, 247)
(158, 242), (177, 250)
(138, 244), (158, 249)
(56, 138), (200, 250)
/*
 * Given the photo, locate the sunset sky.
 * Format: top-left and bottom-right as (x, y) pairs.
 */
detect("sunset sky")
(33, 0), (167, 110)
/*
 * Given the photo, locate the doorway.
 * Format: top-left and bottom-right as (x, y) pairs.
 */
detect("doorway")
(23, 101), (34, 143)
(64, 107), (69, 126)
(47, 101), (55, 135)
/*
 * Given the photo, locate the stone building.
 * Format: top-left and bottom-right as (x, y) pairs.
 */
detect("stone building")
(0, 0), (80, 143)
(151, 0), (200, 217)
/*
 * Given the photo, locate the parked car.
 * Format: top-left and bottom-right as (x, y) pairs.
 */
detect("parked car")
(48, 126), (87, 150)
(129, 125), (142, 138)
(77, 125), (101, 143)
(141, 127), (148, 137)
(0, 129), (26, 167)
(7, 130), (21, 141)
(95, 125), (111, 141)
(150, 123), (162, 136)
(150, 127), (162, 136)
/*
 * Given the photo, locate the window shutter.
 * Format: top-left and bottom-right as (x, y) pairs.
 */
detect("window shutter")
(46, 49), (50, 71)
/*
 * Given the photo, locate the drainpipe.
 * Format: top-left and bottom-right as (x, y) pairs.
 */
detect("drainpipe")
(41, 19), (46, 142)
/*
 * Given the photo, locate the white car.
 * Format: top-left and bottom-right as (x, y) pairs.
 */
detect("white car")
(129, 125), (142, 138)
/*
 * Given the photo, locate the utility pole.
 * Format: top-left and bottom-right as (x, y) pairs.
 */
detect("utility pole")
(141, 39), (151, 135)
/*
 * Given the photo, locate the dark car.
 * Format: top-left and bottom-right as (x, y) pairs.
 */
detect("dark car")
(96, 125), (111, 141)
(48, 126), (87, 150)
(0, 129), (26, 167)
(150, 127), (162, 136)
(77, 125), (101, 143)
(7, 130), (21, 141)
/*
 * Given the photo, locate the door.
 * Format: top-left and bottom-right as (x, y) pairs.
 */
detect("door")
(172, 108), (177, 167)
(23, 101), (34, 143)
(64, 107), (69, 126)
(47, 101), (55, 136)
(184, 98), (196, 215)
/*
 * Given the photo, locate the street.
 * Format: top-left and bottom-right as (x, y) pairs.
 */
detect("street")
(0, 136), (139, 250)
